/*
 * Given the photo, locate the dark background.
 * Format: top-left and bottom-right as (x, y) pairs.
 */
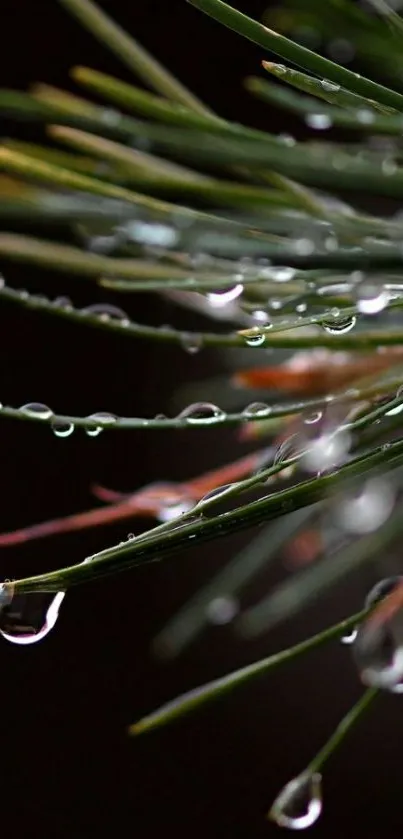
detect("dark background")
(0, 2), (399, 837)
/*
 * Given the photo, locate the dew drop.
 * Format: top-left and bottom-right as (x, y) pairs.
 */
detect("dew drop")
(357, 109), (375, 125)
(342, 577), (402, 646)
(251, 309), (271, 325)
(178, 402), (226, 424)
(353, 578), (403, 692)
(206, 595), (239, 625)
(320, 79), (340, 92)
(305, 113), (332, 130)
(303, 410), (323, 425)
(269, 771), (322, 830)
(20, 402), (53, 420)
(51, 419), (75, 438)
(355, 280), (390, 315)
(244, 332), (266, 347)
(302, 429), (351, 473)
(83, 303), (129, 323)
(294, 238), (315, 256)
(85, 412), (117, 437)
(0, 590), (65, 645)
(179, 332), (203, 354)
(336, 478), (394, 534)
(242, 402), (271, 418)
(53, 296), (73, 310)
(200, 483), (236, 504)
(124, 221), (179, 248)
(157, 499), (193, 522)
(322, 311), (357, 335)
(207, 284), (243, 308)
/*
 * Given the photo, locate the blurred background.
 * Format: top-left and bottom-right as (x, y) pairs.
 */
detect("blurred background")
(0, 2), (399, 837)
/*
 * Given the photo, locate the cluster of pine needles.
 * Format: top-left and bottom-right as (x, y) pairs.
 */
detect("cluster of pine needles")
(3, 0), (403, 829)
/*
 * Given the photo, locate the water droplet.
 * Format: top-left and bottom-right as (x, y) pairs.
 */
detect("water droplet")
(303, 411), (323, 425)
(127, 533), (135, 541)
(179, 332), (203, 354)
(271, 267), (296, 283)
(54, 296), (73, 310)
(341, 628), (358, 645)
(242, 402), (271, 418)
(83, 303), (129, 323)
(382, 158), (397, 177)
(206, 595), (238, 625)
(336, 478), (394, 534)
(244, 332), (266, 347)
(302, 429), (351, 473)
(270, 771), (322, 830)
(355, 280), (389, 315)
(101, 108), (121, 126)
(178, 402), (226, 424)
(305, 113), (332, 130)
(320, 79), (340, 92)
(251, 309), (271, 325)
(20, 402), (53, 420)
(124, 221), (178, 248)
(0, 590), (65, 645)
(357, 109), (375, 125)
(353, 578), (403, 692)
(322, 311), (357, 335)
(342, 577), (402, 646)
(87, 234), (118, 254)
(157, 499), (193, 522)
(207, 284), (243, 308)
(51, 419), (75, 438)
(200, 483), (236, 504)
(85, 412), (117, 437)
(294, 238), (315, 256)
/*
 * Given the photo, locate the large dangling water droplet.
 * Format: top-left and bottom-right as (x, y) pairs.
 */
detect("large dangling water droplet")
(322, 310), (357, 335)
(269, 771), (322, 830)
(0, 589), (65, 645)
(355, 280), (390, 316)
(353, 578), (403, 692)
(51, 419), (75, 438)
(178, 402), (226, 425)
(20, 403), (53, 420)
(244, 332), (266, 347)
(341, 577), (403, 646)
(242, 402), (272, 419)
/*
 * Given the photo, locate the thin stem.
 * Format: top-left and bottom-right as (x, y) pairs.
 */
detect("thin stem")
(57, 0), (211, 116)
(307, 688), (379, 774)
(128, 609), (369, 735)
(9, 434), (403, 594)
(186, 0), (403, 112)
